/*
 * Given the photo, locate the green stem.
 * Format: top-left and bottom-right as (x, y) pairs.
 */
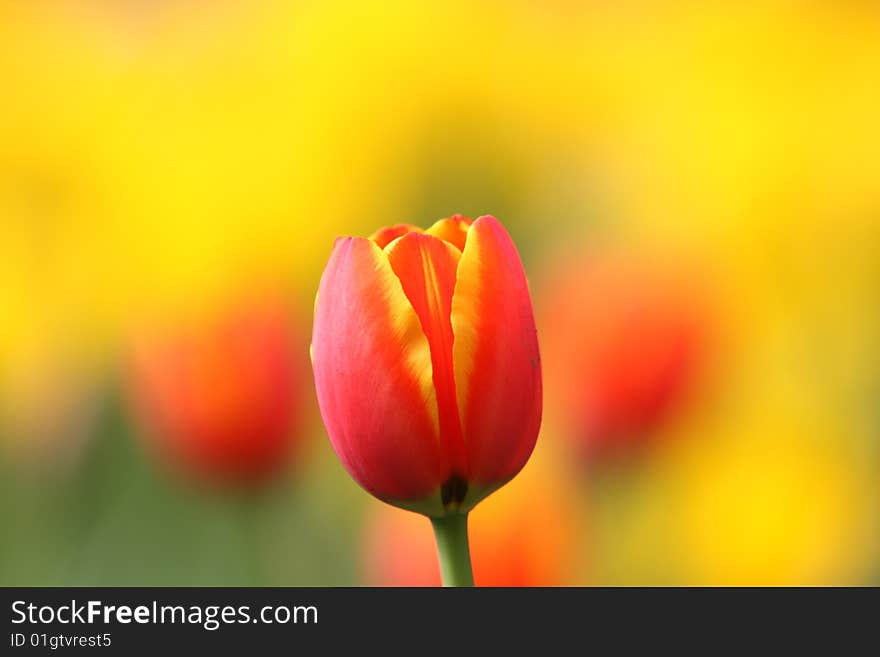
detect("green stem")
(430, 513), (474, 587)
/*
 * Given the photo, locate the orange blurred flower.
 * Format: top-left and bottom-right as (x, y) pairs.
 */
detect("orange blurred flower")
(541, 253), (711, 461)
(127, 290), (309, 488)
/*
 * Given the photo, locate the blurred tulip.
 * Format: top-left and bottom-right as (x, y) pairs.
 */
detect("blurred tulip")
(127, 291), (308, 488)
(541, 253), (709, 461)
(363, 445), (580, 586)
(312, 215), (542, 517)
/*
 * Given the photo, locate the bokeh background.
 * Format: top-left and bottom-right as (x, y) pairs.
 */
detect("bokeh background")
(2, 0), (879, 586)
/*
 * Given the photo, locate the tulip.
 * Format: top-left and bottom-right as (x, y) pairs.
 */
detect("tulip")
(311, 214), (542, 585)
(128, 292), (307, 488)
(541, 254), (708, 461)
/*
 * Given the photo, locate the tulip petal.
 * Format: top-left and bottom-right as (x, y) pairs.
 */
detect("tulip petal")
(369, 223), (422, 249)
(385, 233), (469, 478)
(451, 216), (542, 487)
(425, 214), (473, 252)
(312, 237), (445, 501)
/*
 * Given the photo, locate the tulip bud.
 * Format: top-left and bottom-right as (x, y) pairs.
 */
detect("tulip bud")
(311, 215), (542, 517)
(127, 292), (307, 488)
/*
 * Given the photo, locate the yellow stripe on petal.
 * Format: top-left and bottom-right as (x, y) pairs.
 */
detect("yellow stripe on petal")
(451, 216), (542, 487)
(311, 237), (443, 501)
(386, 232), (468, 478)
(385, 273), (440, 440)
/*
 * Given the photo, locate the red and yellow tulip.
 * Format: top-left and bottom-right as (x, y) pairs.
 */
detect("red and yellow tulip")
(311, 215), (542, 517)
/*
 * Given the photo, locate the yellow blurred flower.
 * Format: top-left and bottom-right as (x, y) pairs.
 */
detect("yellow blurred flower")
(594, 392), (879, 585)
(673, 414), (877, 585)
